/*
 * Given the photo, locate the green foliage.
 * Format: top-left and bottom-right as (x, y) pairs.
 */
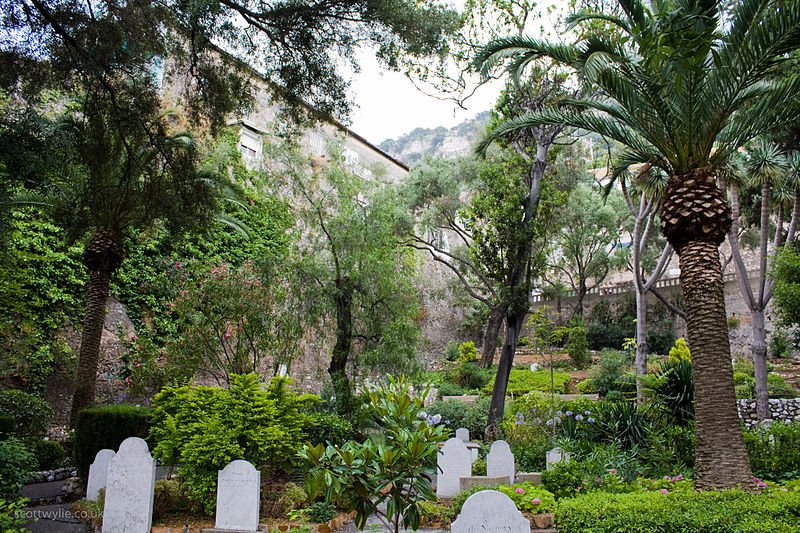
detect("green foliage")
(456, 341), (477, 363)
(152, 479), (190, 520)
(303, 412), (355, 447)
(648, 359), (695, 426)
(448, 362), (493, 391)
(0, 415), (12, 438)
(306, 501), (337, 523)
(554, 490), (800, 533)
(436, 381), (465, 398)
(150, 374), (306, 513)
(444, 341), (460, 362)
(31, 439), (66, 471)
(773, 245), (800, 329)
(668, 338), (691, 364)
(541, 460), (586, 500)
(507, 425), (553, 472)
(425, 398), (491, 438)
(485, 369), (571, 396)
(639, 425), (695, 478)
(0, 438), (33, 498)
(73, 404), (151, 479)
(566, 320), (590, 370)
(0, 210), (84, 392)
(0, 498), (28, 533)
(595, 401), (651, 449)
(0, 389), (53, 439)
(769, 328), (793, 358)
(744, 422), (800, 481)
(300, 377), (448, 533)
(497, 482), (556, 514)
(588, 349), (636, 398)
(734, 372), (798, 399)
(586, 300), (634, 351)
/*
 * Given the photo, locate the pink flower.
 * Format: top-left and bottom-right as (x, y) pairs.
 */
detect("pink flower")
(674, 474), (684, 481)
(609, 469), (617, 475)
(515, 488), (525, 494)
(663, 475), (671, 480)
(531, 498), (540, 505)
(660, 489), (669, 494)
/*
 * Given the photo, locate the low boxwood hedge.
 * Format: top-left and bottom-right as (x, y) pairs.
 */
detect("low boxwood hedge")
(554, 490), (800, 533)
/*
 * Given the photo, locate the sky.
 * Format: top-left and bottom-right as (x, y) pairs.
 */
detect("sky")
(347, 51), (502, 146)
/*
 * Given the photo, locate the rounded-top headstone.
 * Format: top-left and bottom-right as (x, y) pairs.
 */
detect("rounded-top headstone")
(437, 438), (472, 498)
(117, 436), (150, 455)
(487, 439), (515, 483)
(86, 449), (115, 501)
(455, 427), (470, 442)
(101, 437), (156, 533)
(451, 490), (530, 533)
(215, 459), (261, 531)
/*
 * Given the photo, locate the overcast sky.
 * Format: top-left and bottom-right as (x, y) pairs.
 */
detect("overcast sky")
(348, 51), (502, 146)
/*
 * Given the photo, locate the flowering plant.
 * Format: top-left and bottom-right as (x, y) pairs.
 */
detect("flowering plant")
(498, 482), (555, 514)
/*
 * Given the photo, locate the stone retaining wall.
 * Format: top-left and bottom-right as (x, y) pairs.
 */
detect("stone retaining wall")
(737, 398), (800, 428)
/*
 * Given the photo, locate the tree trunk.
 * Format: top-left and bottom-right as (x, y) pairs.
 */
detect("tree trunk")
(635, 286), (648, 403)
(69, 269), (112, 426)
(486, 310), (525, 440)
(679, 240), (753, 488)
(480, 304), (506, 368)
(70, 229), (124, 427)
(329, 278), (354, 418)
(750, 309), (770, 420)
(575, 279), (587, 319)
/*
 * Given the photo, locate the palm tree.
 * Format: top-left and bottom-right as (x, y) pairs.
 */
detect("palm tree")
(57, 92), (227, 426)
(475, 0), (800, 489)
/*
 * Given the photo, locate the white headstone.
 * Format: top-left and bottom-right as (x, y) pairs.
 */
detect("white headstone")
(455, 427), (470, 442)
(86, 449), (115, 501)
(437, 438), (472, 498)
(546, 447), (571, 470)
(215, 460), (261, 531)
(487, 440), (515, 484)
(451, 490), (530, 533)
(101, 437), (156, 533)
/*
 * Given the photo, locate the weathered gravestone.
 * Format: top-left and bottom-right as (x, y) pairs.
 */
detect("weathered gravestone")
(451, 490), (530, 533)
(213, 460), (261, 532)
(101, 437), (156, 533)
(487, 440), (515, 483)
(546, 447), (571, 470)
(437, 438), (471, 498)
(86, 449), (115, 501)
(455, 427), (470, 442)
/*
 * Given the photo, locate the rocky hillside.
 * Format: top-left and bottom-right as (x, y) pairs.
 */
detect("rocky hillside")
(378, 111), (490, 165)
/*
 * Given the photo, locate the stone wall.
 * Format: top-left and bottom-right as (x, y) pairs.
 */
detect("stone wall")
(737, 398), (800, 428)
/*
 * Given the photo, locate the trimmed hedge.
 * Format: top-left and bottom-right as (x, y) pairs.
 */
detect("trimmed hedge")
(73, 405), (151, 478)
(554, 490), (800, 533)
(0, 415), (13, 439)
(484, 369), (571, 396)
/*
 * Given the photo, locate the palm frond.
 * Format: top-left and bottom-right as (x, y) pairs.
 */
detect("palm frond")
(473, 36), (578, 78)
(564, 11), (632, 34)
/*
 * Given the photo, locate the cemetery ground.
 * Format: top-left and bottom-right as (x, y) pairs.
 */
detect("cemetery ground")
(6, 342), (800, 532)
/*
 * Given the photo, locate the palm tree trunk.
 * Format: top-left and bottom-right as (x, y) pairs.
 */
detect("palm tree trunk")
(69, 268), (111, 426)
(679, 240), (752, 489)
(480, 304), (506, 368)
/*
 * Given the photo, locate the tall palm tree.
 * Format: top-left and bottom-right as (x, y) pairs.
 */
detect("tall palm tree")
(58, 92), (226, 426)
(475, 0), (800, 489)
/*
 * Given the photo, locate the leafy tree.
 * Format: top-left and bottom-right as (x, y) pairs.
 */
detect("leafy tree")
(278, 145), (420, 418)
(474, 0), (800, 489)
(727, 143), (800, 420)
(545, 183), (628, 318)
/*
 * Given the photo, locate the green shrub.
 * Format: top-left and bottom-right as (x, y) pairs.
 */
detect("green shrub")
(448, 363), (492, 391)
(436, 381), (464, 398)
(73, 404), (151, 479)
(0, 498), (28, 533)
(576, 378), (596, 394)
(150, 374), (306, 513)
(303, 412), (354, 447)
(0, 416), (13, 439)
(497, 482), (556, 514)
(769, 329), (793, 358)
(307, 501), (337, 523)
(456, 341), (477, 363)
(589, 349), (635, 398)
(541, 460), (586, 500)
(444, 341), (459, 362)
(554, 490), (800, 533)
(649, 359), (694, 426)
(639, 424), (695, 477)
(32, 439), (66, 471)
(768, 374), (799, 398)
(0, 389), (53, 439)
(668, 338), (691, 363)
(426, 397), (491, 439)
(152, 479), (189, 520)
(484, 369), (570, 396)
(744, 421), (800, 480)
(0, 438), (34, 498)
(508, 427), (552, 472)
(566, 322), (590, 370)
(595, 400), (651, 449)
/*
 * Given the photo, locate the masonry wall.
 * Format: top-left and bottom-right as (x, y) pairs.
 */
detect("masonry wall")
(737, 398), (800, 427)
